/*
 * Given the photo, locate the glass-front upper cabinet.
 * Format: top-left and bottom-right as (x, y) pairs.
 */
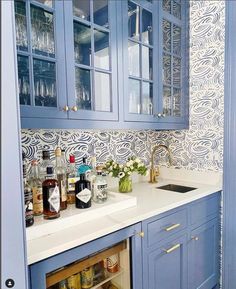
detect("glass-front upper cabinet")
(122, 0), (188, 124)
(14, 0), (67, 119)
(64, 0), (118, 121)
(160, 0), (188, 122)
(122, 0), (158, 122)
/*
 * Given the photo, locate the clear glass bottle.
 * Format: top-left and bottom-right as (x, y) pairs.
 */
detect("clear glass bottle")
(22, 153), (34, 227)
(93, 167), (108, 203)
(42, 166), (60, 220)
(29, 159), (43, 216)
(67, 155), (79, 205)
(55, 147), (67, 210)
(40, 150), (52, 180)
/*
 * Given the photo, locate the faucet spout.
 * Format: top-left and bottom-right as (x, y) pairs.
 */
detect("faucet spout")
(149, 144), (171, 183)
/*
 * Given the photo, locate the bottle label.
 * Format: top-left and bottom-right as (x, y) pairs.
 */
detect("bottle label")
(25, 188), (34, 220)
(67, 177), (79, 192)
(32, 186), (43, 214)
(60, 180), (67, 202)
(48, 185), (60, 213)
(76, 188), (92, 203)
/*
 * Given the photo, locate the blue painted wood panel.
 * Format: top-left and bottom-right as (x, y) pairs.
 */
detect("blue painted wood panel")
(1, 1), (29, 288)
(188, 218), (220, 289)
(223, 2), (236, 289)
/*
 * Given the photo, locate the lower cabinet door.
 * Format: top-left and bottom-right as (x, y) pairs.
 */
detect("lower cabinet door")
(143, 234), (187, 289)
(188, 218), (219, 289)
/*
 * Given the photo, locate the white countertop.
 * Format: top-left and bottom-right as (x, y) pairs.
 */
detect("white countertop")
(27, 167), (222, 265)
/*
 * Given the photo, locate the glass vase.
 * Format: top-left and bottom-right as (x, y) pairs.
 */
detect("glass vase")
(119, 176), (132, 193)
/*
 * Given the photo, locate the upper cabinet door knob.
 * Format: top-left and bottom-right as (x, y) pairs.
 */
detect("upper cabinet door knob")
(154, 113), (162, 118)
(62, 105), (69, 112)
(71, 105), (78, 112)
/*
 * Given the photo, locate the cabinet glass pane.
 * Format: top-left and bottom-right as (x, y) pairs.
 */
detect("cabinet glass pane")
(142, 46), (152, 80)
(128, 1), (140, 41)
(142, 82), (153, 115)
(17, 55), (31, 105)
(94, 0), (109, 28)
(74, 21), (92, 66)
(94, 29), (110, 70)
(34, 0), (53, 8)
(73, 0), (90, 21)
(173, 88), (181, 116)
(163, 54), (171, 85)
(31, 5), (55, 58)
(163, 20), (171, 53)
(173, 1), (181, 19)
(173, 56), (181, 86)
(128, 41), (140, 77)
(33, 59), (57, 107)
(94, 72), (111, 111)
(163, 0), (171, 13)
(163, 86), (171, 116)
(129, 79), (141, 114)
(75, 67), (91, 110)
(142, 9), (152, 45)
(173, 25), (181, 56)
(15, 0), (28, 52)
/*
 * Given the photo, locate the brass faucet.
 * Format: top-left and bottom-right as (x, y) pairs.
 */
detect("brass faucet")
(149, 144), (171, 183)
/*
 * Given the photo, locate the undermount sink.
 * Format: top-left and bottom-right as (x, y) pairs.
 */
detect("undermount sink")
(156, 184), (197, 193)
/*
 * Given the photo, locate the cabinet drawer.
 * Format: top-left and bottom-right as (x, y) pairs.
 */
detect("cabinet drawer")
(146, 209), (187, 248)
(190, 194), (220, 226)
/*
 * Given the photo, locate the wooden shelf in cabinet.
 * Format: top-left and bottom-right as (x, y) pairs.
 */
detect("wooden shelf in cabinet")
(46, 241), (126, 288)
(91, 268), (124, 289)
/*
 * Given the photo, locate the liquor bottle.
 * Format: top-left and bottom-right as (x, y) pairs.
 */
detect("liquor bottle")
(22, 153), (34, 227)
(75, 174), (92, 209)
(61, 149), (67, 171)
(42, 166), (60, 219)
(78, 156), (91, 178)
(40, 150), (52, 180)
(93, 166), (108, 203)
(55, 147), (67, 210)
(67, 155), (79, 205)
(29, 160), (43, 216)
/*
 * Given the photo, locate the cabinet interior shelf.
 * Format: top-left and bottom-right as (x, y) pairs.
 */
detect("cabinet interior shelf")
(90, 268), (124, 289)
(46, 241), (126, 288)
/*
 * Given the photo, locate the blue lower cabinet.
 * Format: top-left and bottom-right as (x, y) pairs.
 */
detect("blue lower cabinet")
(143, 234), (187, 289)
(29, 224), (143, 289)
(188, 218), (220, 289)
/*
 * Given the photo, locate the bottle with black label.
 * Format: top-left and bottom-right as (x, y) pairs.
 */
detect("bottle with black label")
(75, 174), (92, 209)
(42, 166), (60, 219)
(22, 153), (34, 227)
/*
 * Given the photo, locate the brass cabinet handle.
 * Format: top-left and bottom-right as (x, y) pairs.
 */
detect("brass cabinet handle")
(71, 105), (78, 112)
(163, 243), (180, 254)
(154, 113), (165, 118)
(62, 105), (69, 112)
(164, 223), (181, 232)
(191, 236), (199, 241)
(139, 231), (145, 238)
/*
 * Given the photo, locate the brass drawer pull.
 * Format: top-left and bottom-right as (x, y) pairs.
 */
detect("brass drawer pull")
(163, 243), (180, 254)
(164, 223), (180, 232)
(139, 231), (145, 238)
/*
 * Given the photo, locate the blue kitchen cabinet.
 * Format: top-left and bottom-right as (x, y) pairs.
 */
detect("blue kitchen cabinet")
(188, 218), (220, 289)
(15, 0), (68, 119)
(142, 194), (220, 289)
(16, 0), (189, 129)
(29, 224), (143, 289)
(121, 0), (189, 127)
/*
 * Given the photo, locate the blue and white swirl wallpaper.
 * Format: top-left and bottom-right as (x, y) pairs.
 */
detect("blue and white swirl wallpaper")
(21, 0), (225, 173)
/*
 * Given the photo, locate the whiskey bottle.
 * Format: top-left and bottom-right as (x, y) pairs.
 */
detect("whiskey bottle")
(75, 174), (92, 209)
(42, 166), (60, 219)
(55, 147), (67, 210)
(22, 153), (34, 227)
(67, 155), (79, 204)
(40, 150), (52, 180)
(29, 160), (43, 216)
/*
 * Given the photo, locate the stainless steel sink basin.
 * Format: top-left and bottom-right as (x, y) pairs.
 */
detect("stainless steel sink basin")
(156, 184), (197, 193)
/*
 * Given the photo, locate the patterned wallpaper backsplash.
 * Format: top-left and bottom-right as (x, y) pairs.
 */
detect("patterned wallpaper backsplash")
(21, 0), (225, 172)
